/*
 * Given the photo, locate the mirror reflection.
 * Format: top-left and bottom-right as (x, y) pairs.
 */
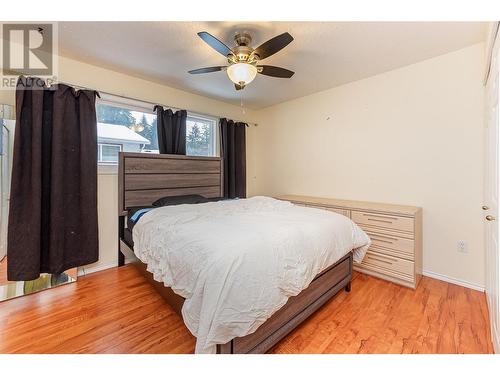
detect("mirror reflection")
(0, 104), (77, 302)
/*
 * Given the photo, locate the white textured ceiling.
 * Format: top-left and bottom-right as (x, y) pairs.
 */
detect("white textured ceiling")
(58, 22), (486, 109)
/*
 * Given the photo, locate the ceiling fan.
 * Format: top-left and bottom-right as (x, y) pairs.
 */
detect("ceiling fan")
(188, 31), (295, 90)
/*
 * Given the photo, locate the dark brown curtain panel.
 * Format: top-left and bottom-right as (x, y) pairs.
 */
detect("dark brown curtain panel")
(154, 105), (187, 155)
(220, 118), (246, 199)
(7, 77), (99, 281)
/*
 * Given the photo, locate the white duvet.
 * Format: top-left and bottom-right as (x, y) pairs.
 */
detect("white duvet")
(133, 196), (370, 353)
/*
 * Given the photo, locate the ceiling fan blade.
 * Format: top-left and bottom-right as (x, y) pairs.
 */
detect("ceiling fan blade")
(188, 66), (225, 74)
(197, 32), (234, 57)
(258, 65), (295, 78)
(235, 83), (245, 91)
(253, 32), (294, 60)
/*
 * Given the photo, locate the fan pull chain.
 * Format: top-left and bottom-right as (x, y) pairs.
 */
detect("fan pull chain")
(240, 90), (246, 115)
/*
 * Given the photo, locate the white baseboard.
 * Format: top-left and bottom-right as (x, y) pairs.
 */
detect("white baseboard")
(77, 257), (134, 277)
(78, 241), (138, 276)
(493, 325), (499, 354)
(79, 262), (486, 292)
(77, 262), (112, 276)
(422, 269), (485, 292)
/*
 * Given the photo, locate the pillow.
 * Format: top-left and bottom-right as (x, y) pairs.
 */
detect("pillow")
(151, 194), (210, 207)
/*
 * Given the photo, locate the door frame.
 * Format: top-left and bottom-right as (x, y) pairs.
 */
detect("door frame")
(484, 21), (500, 354)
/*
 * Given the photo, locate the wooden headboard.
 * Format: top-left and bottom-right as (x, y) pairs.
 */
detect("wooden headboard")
(118, 152), (224, 216)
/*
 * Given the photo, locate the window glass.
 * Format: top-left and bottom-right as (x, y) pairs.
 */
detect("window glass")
(96, 103), (158, 164)
(96, 100), (219, 165)
(186, 115), (218, 157)
(99, 144), (121, 163)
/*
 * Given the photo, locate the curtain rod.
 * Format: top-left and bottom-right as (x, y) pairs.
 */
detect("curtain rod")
(45, 78), (257, 127)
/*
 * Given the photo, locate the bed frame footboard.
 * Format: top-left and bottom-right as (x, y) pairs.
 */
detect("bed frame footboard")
(121, 233), (352, 354)
(216, 252), (352, 354)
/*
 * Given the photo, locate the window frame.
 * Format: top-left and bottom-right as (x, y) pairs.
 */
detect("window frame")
(96, 94), (157, 174)
(95, 94), (221, 174)
(97, 143), (122, 164)
(98, 93), (155, 114)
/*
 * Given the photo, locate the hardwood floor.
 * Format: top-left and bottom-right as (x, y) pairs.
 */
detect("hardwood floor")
(0, 265), (493, 354)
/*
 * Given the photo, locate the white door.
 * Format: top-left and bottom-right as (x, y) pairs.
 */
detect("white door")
(485, 32), (500, 353)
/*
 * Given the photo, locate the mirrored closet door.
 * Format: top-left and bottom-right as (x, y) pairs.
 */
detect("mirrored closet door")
(0, 104), (77, 302)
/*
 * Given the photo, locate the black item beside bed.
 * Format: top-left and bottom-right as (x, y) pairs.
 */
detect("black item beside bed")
(152, 194), (227, 207)
(126, 196), (229, 230)
(152, 194), (211, 207)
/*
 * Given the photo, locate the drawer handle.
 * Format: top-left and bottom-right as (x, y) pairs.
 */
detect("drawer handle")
(370, 252), (396, 260)
(367, 218), (394, 224)
(368, 252), (397, 262)
(369, 234), (396, 244)
(368, 233), (396, 241)
(367, 255), (393, 265)
(364, 213), (398, 220)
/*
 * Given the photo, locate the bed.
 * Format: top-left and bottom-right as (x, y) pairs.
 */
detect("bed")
(117, 152), (370, 354)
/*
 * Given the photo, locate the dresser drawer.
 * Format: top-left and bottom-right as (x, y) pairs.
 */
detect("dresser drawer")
(365, 230), (414, 259)
(358, 224), (414, 240)
(360, 250), (414, 278)
(293, 202), (350, 218)
(352, 211), (414, 233)
(354, 262), (415, 285)
(324, 207), (350, 218)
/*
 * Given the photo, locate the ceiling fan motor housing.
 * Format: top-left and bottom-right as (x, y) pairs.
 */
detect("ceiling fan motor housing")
(229, 45), (256, 64)
(229, 32), (259, 64)
(234, 32), (252, 46)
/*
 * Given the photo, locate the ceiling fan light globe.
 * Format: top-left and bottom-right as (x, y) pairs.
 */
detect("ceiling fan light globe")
(227, 63), (257, 85)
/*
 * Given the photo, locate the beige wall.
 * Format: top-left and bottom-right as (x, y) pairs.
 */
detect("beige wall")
(0, 55), (258, 274)
(249, 43), (486, 287)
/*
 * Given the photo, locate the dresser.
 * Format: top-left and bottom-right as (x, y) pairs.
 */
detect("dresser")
(278, 195), (423, 289)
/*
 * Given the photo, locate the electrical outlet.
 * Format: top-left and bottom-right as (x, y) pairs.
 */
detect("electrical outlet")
(457, 240), (468, 253)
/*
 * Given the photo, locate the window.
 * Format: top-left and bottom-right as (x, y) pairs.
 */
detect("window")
(95, 95), (218, 168)
(98, 143), (122, 164)
(96, 99), (158, 166)
(186, 114), (218, 157)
